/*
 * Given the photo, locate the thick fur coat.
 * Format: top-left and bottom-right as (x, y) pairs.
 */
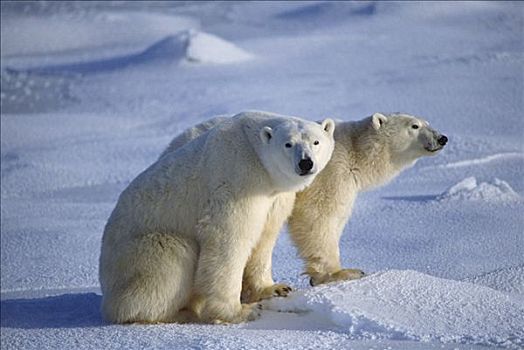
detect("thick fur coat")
(99, 111), (335, 324)
(170, 112), (447, 288)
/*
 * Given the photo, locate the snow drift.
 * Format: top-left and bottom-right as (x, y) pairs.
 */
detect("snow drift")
(7, 30), (253, 74)
(264, 270), (524, 349)
(438, 177), (521, 203)
(183, 30), (253, 64)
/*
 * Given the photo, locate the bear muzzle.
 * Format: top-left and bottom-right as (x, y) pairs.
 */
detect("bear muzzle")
(437, 135), (448, 146)
(297, 157), (314, 176)
(425, 134), (448, 153)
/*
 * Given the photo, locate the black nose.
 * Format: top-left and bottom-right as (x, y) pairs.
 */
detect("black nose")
(298, 158), (314, 173)
(438, 135), (448, 146)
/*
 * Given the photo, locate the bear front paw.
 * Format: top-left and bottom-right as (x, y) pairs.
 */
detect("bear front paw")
(310, 268), (365, 286)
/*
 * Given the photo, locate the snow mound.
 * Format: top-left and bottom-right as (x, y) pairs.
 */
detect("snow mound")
(264, 270), (524, 348)
(184, 30), (253, 64)
(10, 30), (253, 74)
(437, 177), (520, 203)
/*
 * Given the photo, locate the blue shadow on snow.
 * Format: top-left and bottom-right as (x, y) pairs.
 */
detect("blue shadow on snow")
(382, 195), (438, 203)
(6, 34), (187, 75)
(277, 2), (375, 20)
(1, 293), (104, 329)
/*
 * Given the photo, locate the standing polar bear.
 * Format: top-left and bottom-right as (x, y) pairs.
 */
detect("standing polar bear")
(290, 112), (447, 285)
(99, 111), (335, 324)
(168, 112), (447, 290)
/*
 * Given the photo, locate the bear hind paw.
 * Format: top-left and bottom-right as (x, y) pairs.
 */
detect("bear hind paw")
(310, 268), (365, 286)
(211, 303), (262, 324)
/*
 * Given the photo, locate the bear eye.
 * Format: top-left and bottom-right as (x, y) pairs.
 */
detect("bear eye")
(285, 143), (292, 148)
(412, 125), (419, 129)
(313, 140), (320, 145)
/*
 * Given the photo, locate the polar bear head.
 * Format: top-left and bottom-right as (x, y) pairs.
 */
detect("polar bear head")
(371, 112), (448, 164)
(258, 118), (335, 192)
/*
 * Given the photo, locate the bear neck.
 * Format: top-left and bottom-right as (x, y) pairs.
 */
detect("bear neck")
(336, 120), (412, 191)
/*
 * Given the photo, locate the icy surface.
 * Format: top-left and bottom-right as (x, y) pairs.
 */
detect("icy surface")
(1, 1), (523, 349)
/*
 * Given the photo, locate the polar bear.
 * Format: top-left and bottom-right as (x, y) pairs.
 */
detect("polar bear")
(159, 115), (296, 304)
(290, 113), (447, 285)
(167, 112), (447, 290)
(99, 111), (335, 324)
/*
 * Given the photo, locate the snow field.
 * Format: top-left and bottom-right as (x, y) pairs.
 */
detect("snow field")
(1, 1), (523, 349)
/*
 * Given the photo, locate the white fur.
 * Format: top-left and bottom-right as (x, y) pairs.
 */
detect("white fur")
(167, 112), (447, 289)
(289, 113), (447, 285)
(99, 111), (335, 324)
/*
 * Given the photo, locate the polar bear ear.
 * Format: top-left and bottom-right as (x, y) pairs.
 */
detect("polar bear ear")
(372, 113), (388, 130)
(320, 118), (335, 136)
(260, 126), (273, 144)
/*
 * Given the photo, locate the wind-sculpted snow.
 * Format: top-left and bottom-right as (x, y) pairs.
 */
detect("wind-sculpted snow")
(438, 177), (521, 203)
(5, 30), (253, 75)
(435, 152), (524, 169)
(183, 30), (253, 64)
(5, 271), (520, 349)
(265, 270), (524, 349)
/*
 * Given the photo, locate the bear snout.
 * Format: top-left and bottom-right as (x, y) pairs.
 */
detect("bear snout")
(298, 157), (314, 175)
(437, 135), (448, 146)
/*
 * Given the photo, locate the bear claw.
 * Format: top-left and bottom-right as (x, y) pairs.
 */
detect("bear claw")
(271, 284), (293, 298)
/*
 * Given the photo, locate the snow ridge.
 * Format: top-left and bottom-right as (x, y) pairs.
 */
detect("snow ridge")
(7, 30), (253, 74)
(265, 270), (524, 349)
(436, 152), (524, 169)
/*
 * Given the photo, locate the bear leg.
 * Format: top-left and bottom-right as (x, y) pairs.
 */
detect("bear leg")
(191, 200), (271, 323)
(100, 232), (197, 324)
(191, 236), (263, 323)
(241, 193), (295, 303)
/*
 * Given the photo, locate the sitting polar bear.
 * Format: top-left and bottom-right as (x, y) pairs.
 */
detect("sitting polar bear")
(99, 111), (335, 324)
(167, 112), (447, 292)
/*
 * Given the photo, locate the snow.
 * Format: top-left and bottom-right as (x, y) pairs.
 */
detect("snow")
(1, 1), (523, 349)
(265, 270), (524, 348)
(0, 9), (198, 58)
(437, 177), (521, 203)
(184, 30), (253, 64)
(4, 30), (252, 75)
(434, 152), (524, 170)
(464, 265), (524, 297)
